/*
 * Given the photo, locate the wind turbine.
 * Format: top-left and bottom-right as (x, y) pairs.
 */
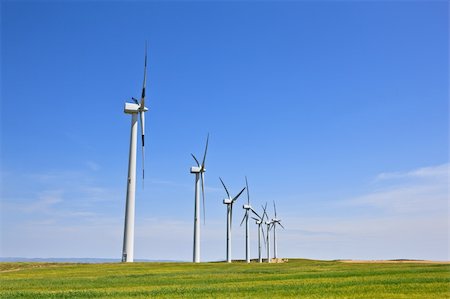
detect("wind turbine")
(240, 176), (253, 263)
(190, 134), (209, 263)
(271, 201), (285, 260)
(262, 203), (273, 263)
(220, 177), (246, 263)
(122, 44), (149, 263)
(250, 203), (267, 263)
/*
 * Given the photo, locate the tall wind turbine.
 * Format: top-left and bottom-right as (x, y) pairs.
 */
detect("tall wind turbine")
(122, 44), (149, 263)
(250, 203), (266, 263)
(190, 134), (209, 263)
(220, 177), (246, 263)
(240, 176), (253, 263)
(271, 201), (285, 259)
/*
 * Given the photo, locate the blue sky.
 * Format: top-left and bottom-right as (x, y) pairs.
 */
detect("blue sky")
(1, 0), (448, 261)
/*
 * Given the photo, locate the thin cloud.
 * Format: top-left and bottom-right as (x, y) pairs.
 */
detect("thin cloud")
(375, 163), (448, 181)
(349, 163), (448, 214)
(346, 184), (447, 214)
(21, 190), (64, 213)
(280, 163), (449, 260)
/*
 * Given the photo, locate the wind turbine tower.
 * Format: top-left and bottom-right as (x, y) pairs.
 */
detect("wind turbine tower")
(122, 44), (148, 263)
(220, 177), (246, 263)
(190, 135), (209, 263)
(266, 220), (273, 263)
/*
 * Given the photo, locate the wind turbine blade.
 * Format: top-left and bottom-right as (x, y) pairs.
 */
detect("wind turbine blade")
(273, 200), (277, 218)
(139, 111), (145, 186)
(251, 217), (259, 221)
(140, 42), (147, 107)
(250, 208), (261, 219)
(191, 154), (200, 167)
(219, 177), (230, 199)
(262, 203), (268, 221)
(240, 211), (248, 227)
(140, 110), (145, 145)
(232, 187), (246, 203)
(201, 133), (209, 170)
(201, 172), (206, 224)
(138, 45), (146, 186)
(245, 176), (250, 205)
(279, 222), (285, 229)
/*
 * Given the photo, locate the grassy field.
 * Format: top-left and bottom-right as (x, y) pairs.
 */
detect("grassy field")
(1, 259), (449, 298)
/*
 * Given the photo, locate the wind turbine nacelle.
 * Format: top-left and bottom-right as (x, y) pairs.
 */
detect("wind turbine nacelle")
(124, 103), (140, 114)
(243, 204), (251, 209)
(223, 199), (232, 204)
(190, 166), (201, 173)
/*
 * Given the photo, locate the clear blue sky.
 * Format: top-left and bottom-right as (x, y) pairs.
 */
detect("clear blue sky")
(1, 0), (448, 261)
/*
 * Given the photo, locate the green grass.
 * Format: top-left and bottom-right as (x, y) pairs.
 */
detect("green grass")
(1, 259), (449, 298)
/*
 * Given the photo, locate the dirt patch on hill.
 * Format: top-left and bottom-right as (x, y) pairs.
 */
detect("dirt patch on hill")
(270, 258), (288, 263)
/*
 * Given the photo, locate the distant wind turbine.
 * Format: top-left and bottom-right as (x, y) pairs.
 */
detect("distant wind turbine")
(240, 176), (253, 263)
(262, 203), (273, 263)
(250, 203), (267, 263)
(271, 201), (285, 259)
(190, 134), (209, 263)
(220, 177), (246, 263)
(122, 43), (149, 263)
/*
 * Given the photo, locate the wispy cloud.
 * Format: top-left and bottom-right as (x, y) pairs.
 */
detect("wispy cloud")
(27, 171), (81, 183)
(2, 169), (121, 225)
(280, 163), (449, 260)
(21, 190), (64, 213)
(346, 184), (447, 214)
(349, 163), (448, 214)
(375, 163), (448, 181)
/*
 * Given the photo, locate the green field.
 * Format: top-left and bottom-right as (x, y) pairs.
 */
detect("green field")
(1, 259), (449, 298)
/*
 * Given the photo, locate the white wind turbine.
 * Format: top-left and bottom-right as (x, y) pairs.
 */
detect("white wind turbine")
(239, 176), (255, 263)
(220, 177), (246, 263)
(262, 203), (273, 263)
(250, 203), (267, 263)
(271, 200), (285, 260)
(122, 44), (149, 263)
(190, 134), (209, 263)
